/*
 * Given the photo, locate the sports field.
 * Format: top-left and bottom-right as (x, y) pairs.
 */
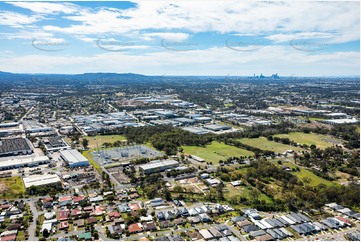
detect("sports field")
(237, 137), (304, 153)
(274, 132), (341, 149)
(182, 141), (254, 164)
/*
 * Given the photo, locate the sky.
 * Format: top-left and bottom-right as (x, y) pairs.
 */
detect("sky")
(0, 0), (359, 76)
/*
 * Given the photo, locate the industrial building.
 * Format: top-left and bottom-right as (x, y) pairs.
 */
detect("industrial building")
(203, 124), (232, 132)
(60, 149), (89, 167)
(0, 156), (49, 171)
(321, 118), (359, 125)
(182, 127), (209, 135)
(139, 159), (179, 174)
(43, 136), (70, 151)
(0, 138), (33, 157)
(23, 174), (62, 189)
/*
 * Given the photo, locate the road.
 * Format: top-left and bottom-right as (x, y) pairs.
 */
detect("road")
(27, 200), (40, 241)
(20, 102), (38, 121)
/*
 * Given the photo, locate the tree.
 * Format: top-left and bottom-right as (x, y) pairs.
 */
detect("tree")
(173, 185), (184, 194)
(42, 228), (49, 238)
(82, 138), (89, 149)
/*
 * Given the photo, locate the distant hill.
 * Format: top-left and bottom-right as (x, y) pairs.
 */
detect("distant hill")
(0, 71), (154, 86)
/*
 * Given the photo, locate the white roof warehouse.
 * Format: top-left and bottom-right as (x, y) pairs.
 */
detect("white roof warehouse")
(23, 174), (61, 189)
(60, 149), (89, 168)
(139, 159), (179, 174)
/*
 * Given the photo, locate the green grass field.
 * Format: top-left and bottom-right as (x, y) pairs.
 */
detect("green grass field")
(270, 159), (335, 187)
(0, 176), (25, 198)
(274, 132), (341, 149)
(182, 141), (254, 164)
(224, 183), (273, 204)
(86, 135), (127, 149)
(237, 137), (304, 153)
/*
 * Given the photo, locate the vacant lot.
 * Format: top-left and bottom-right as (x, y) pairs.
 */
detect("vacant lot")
(274, 132), (342, 149)
(86, 135), (127, 149)
(0, 176), (25, 198)
(237, 137), (304, 153)
(182, 141), (254, 164)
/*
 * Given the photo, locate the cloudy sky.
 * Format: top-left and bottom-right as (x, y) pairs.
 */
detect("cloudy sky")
(0, 0), (359, 76)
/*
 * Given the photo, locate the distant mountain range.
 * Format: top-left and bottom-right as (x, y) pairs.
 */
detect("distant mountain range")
(0, 71), (358, 88)
(0, 71), (155, 86)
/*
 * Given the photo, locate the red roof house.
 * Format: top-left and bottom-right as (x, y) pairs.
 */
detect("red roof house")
(58, 210), (70, 221)
(128, 223), (143, 233)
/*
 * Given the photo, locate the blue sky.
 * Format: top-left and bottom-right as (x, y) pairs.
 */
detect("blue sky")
(0, 0), (359, 76)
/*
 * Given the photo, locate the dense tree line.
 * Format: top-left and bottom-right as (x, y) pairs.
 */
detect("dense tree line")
(226, 139), (274, 156)
(302, 125), (359, 149)
(295, 146), (360, 177)
(166, 167), (197, 178)
(102, 125), (214, 155)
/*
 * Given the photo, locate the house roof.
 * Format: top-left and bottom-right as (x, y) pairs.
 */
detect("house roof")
(87, 217), (97, 224)
(255, 234), (274, 241)
(73, 195), (85, 203)
(128, 223), (143, 233)
(0, 234), (17, 241)
(236, 220), (252, 228)
(108, 211), (121, 219)
(128, 203), (141, 211)
(58, 210), (70, 221)
(59, 221), (69, 229)
(59, 196), (72, 202)
(186, 231), (203, 241)
(71, 209), (82, 216)
(74, 220), (85, 227)
(142, 221), (157, 231)
(78, 232), (92, 240)
(243, 224), (259, 232)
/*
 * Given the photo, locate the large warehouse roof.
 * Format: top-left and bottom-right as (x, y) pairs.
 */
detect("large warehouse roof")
(139, 159), (179, 171)
(23, 174), (61, 188)
(0, 156), (49, 169)
(0, 138), (32, 154)
(60, 149), (88, 165)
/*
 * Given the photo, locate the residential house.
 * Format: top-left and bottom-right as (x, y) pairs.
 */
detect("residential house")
(128, 223), (143, 234)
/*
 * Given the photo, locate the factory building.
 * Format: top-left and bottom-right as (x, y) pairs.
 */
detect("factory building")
(0, 156), (49, 171)
(0, 138), (33, 157)
(60, 149), (89, 168)
(139, 159), (179, 174)
(203, 124), (232, 132)
(23, 174), (62, 190)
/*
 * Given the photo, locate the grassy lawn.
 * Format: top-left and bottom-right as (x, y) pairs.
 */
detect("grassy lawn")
(309, 117), (327, 121)
(16, 230), (26, 241)
(295, 167), (335, 187)
(224, 183), (273, 203)
(0, 176), (25, 198)
(182, 141), (254, 164)
(237, 137), (304, 153)
(86, 135), (127, 149)
(274, 132), (342, 149)
(82, 150), (101, 173)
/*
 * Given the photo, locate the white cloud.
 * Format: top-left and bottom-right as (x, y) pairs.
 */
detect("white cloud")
(34, 1), (359, 44)
(140, 32), (190, 41)
(7, 1), (80, 15)
(0, 45), (358, 76)
(0, 11), (43, 28)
